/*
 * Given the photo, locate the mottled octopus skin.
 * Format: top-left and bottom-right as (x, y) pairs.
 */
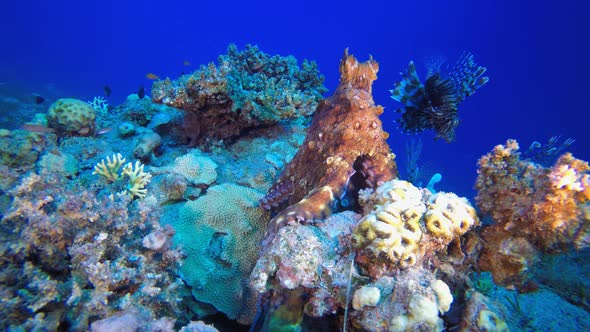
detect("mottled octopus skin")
(261, 50), (397, 240)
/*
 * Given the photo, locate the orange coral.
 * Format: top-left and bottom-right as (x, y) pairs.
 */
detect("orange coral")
(475, 139), (590, 289)
(261, 50), (397, 241)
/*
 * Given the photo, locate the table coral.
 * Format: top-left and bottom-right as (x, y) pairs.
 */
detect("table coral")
(475, 139), (590, 289)
(260, 50), (398, 242)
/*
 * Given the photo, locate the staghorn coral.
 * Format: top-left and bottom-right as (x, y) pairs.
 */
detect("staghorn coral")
(390, 52), (488, 142)
(172, 183), (269, 324)
(475, 139), (590, 290)
(353, 180), (479, 277)
(152, 44), (326, 145)
(93, 153), (152, 199)
(0, 172), (186, 331)
(260, 49), (398, 243)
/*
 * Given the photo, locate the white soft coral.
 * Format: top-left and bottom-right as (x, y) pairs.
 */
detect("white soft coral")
(550, 164), (583, 191)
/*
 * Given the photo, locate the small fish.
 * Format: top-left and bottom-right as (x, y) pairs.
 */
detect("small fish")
(146, 73), (159, 80)
(21, 124), (56, 133)
(32, 94), (45, 104)
(138, 86), (145, 99)
(183, 60), (191, 66)
(49, 149), (62, 156)
(96, 128), (112, 135)
(103, 85), (112, 97)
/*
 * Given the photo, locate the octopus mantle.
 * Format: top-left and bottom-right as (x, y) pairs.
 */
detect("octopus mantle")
(261, 50), (398, 239)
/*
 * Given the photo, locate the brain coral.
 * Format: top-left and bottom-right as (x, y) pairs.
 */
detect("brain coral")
(47, 98), (96, 136)
(353, 180), (479, 274)
(173, 183), (269, 323)
(170, 151), (218, 185)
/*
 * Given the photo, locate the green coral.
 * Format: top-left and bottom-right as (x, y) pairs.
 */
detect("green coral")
(223, 44), (327, 122)
(151, 44), (327, 143)
(172, 183), (269, 323)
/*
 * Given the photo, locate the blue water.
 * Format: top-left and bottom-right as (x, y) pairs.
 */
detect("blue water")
(1, 1), (588, 331)
(2, 0), (587, 198)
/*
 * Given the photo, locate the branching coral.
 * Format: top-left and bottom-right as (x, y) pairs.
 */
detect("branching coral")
(390, 52), (489, 142)
(121, 161), (153, 199)
(93, 153), (152, 199)
(93, 153), (126, 182)
(475, 139), (590, 289)
(152, 44), (326, 144)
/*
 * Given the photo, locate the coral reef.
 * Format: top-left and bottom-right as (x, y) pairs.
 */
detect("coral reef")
(0, 128), (54, 169)
(353, 180), (479, 278)
(390, 52), (489, 142)
(250, 203), (474, 331)
(0, 172), (186, 331)
(475, 139), (590, 290)
(152, 44), (326, 145)
(260, 50), (398, 242)
(172, 183), (269, 324)
(47, 98), (97, 136)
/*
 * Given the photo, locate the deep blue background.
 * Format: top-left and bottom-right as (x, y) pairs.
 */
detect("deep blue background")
(1, 0), (588, 199)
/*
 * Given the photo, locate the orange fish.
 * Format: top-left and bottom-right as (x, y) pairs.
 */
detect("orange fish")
(21, 124), (56, 133)
(183, 60), (191, 66)
(146, 73), (160, 80)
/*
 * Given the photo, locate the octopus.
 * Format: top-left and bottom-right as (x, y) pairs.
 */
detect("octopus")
(260, 49), (398, 242)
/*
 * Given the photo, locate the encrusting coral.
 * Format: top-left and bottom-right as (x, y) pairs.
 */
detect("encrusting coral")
(475, 139), (590, 290)
(172, 183), (269, 324)
(260, 49), (398, 243)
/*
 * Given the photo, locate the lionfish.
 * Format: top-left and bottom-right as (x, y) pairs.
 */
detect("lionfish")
(390, 52), (489, 142)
